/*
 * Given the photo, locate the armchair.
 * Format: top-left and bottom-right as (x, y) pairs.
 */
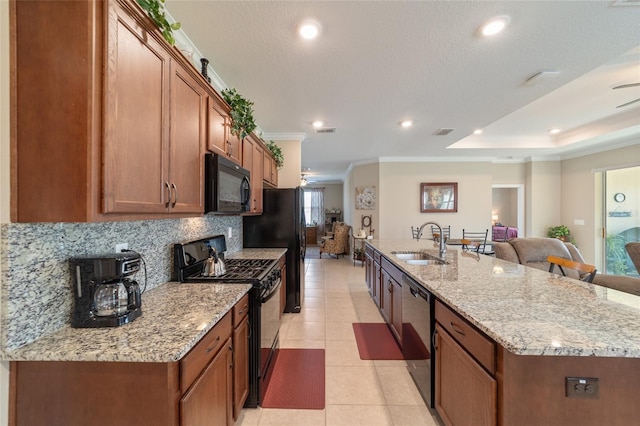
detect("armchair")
(319, 222), (351, 258)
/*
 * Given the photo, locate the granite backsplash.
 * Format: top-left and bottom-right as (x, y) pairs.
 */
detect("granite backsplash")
(0, 215), (242, 350)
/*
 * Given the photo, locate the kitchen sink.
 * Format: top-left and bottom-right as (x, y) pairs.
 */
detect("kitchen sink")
(404, 259), (444, 266)
(391, 251), (447, 265)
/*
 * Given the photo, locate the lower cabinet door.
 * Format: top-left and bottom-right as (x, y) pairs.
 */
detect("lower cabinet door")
(435, 323), (497, 426)
(181, 337), (233, 426)
(233, 316), (250, 420)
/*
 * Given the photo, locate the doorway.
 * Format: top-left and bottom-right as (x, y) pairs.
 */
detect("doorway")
(492, 184), (525, 237)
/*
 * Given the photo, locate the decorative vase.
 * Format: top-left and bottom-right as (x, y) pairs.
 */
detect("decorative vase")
(200, 58), (211, 83)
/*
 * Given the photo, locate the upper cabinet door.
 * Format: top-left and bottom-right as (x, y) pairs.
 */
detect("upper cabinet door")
(103, 2), (170, 214)
(207, 96), (228, 158)
(169, 63), (206, 214)
(226, 132), (243, 165)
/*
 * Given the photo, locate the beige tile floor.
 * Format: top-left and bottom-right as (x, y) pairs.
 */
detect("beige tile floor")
(236, 256), (440, 426)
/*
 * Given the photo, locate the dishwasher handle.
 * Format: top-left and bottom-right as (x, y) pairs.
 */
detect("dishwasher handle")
(402, 274), (431, 303)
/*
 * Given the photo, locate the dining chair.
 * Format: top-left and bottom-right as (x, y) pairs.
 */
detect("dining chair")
(431, 225), (451, 243)
(547, 255), (597, 283)
(462, 229), (489, 254)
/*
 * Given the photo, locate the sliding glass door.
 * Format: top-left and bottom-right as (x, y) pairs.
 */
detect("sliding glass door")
(603, 166), (639, 276)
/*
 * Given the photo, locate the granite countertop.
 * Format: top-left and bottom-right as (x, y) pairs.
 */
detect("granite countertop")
(1, 248), (287, 363)
(2, 283), (252, 363)
(368, 239), (640, 358)
(225, 248), (287, 260)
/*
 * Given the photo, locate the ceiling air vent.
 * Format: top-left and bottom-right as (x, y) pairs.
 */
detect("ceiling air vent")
(434, 128), (455, 136)
(314, 127), (336, 133)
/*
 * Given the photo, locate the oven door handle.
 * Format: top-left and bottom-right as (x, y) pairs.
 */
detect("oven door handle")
(261, 277), (282, 304)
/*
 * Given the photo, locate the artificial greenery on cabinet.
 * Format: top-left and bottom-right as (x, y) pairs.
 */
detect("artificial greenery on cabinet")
(136, 0), (181, 45)
(221, 88), (257, 139)
(265, 140), (284, 169)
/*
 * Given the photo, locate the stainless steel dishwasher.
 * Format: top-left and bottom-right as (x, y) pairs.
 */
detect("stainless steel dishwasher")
(402, 274), (435, 408)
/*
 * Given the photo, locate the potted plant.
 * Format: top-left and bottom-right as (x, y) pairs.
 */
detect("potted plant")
(547, 225), (573, 243)
(137, 0), (181, 45)
(221, 88), (257, 139)
(265, 140), (284, 169)
(353, 247), (365, 261)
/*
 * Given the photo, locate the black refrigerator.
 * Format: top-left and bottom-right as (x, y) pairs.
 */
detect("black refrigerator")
(243, 187), (306, 313)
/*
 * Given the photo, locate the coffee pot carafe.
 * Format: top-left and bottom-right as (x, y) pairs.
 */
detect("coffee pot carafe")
(70, 253), (143, 328)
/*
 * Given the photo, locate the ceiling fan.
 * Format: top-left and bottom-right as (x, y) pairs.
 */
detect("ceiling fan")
(613, 83), (640, 108)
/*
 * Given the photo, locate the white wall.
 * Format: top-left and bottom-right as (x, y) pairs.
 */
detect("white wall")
(269, 139), (302, 189)
(349, 162), (379, 238)
(321, 183), (344, 215)
(526, 161), (562, 238)
(379, 161), (493, 239)
(1, 0), (10, 423)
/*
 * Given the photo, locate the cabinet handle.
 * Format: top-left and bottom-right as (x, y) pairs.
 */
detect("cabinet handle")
(171, 183), (178, 207)
(432, 329), (438, 350)
(238, 304), (248, 315)
(164, 182), (171, 208)
(205, 336), (221, 353)
(449, 321), (466, 336)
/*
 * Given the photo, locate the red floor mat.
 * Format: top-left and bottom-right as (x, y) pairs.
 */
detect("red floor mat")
(261, 348), (325, 409)
(353, 323), (430, 360)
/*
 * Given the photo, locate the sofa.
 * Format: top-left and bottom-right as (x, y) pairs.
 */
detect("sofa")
(493, 238), (640, 296)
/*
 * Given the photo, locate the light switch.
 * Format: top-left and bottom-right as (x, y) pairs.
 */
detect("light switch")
(573, 219), (585, 226)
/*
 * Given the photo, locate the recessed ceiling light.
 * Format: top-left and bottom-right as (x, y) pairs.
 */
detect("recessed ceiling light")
(312, 120), (324, 128)
(481, 16), (510, 36)
(299, 20), (321, 40)
(473, 129), (483, 135)
(401, 120), (413, 128)
(549, 128), (561, 134)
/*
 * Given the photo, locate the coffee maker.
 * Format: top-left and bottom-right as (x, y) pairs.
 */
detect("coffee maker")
(70, 252), (143, 328)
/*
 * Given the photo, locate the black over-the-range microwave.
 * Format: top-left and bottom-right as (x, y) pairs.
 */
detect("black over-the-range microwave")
(205, 153), (251, 214)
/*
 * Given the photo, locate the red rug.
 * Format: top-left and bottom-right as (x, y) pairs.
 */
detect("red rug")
(353, 323), (429, 360)
(261, 349), (325, 409)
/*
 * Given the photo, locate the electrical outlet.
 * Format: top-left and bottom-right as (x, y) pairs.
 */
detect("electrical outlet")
(228, 227), (233, 238)
(566, 377), (599, 399)
(115, 243), (128, 253)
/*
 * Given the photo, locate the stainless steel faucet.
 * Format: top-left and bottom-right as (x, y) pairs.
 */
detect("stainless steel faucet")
(414, 221), (447, 258)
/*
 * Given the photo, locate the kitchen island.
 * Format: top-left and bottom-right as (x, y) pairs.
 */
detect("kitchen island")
(366, 239), (640, 426)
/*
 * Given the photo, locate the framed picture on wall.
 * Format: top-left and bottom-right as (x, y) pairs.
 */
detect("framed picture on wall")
(420, 182), (458, 213)
(355, 186), (376, 210)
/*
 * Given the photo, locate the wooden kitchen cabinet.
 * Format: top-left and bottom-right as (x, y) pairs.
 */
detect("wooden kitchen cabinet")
(9, 299), (252, 426)
(105, 0), (205, 215)
(242, 134), (264, 214)
(364, 244), (381, 307)
(435, 300), (497, 426)
(207, 95), (242, 166)
(232, 294), (250, 420)
(11, 0), (205, 221)
(180, 336), (233, 426)
(380, 257), (403, 343)
(365, 246), (374, 296)
(263, 150), (278, 187)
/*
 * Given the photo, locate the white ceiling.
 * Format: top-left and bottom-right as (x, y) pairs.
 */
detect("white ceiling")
(166, 0), (640, 183)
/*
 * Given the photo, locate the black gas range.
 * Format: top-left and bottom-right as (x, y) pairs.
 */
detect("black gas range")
(174, 235), (282, 408)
